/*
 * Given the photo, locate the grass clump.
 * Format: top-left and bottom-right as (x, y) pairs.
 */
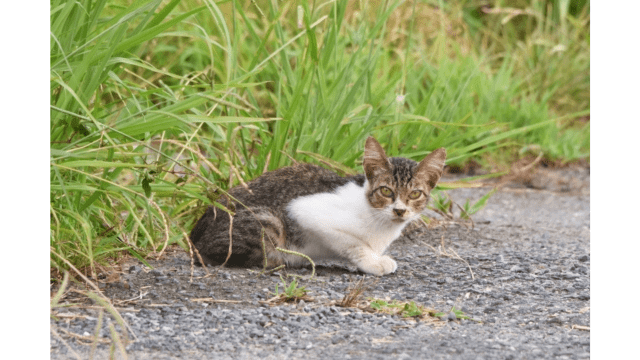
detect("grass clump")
(264, 275), (313, 305)
(266, 275), (312, 304)
(274, 276), (308, 300)
(339, 276), (368, 308)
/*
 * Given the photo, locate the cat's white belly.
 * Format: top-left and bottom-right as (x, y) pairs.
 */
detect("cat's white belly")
(286, 181), (407, 263)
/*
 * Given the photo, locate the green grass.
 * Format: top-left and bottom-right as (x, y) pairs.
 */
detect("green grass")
(50, 0), (589, 274)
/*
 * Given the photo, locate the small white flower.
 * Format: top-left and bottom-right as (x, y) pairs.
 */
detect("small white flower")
(550, 44), (566, 54)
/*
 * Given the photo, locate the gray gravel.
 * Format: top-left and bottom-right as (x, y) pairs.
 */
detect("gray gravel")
(50, 168), (590, 359)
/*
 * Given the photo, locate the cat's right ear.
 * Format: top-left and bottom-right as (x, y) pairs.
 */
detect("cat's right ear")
(416, 147), (446, 189)
(363, 136), (391, 180)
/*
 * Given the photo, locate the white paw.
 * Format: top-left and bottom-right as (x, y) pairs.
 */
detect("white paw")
(379, 255), (398, 275)
(357, 254), (397, 276)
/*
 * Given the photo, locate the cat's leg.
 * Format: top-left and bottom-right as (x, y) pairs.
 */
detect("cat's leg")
(303, 229), (397, 276)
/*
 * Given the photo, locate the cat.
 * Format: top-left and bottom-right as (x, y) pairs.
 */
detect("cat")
(189, 136), (446, 276)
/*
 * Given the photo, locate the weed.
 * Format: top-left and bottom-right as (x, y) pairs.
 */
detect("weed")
(267, 275), (312, 304)
(430, 191), (453, 219)
(369, 299), (430, 318)
(368, 299), (479, 323)
(426, 185), (497, 228)
(459, 188), (498, 220)
(339, 277), (369, 308)
(276, 247), (316, 280)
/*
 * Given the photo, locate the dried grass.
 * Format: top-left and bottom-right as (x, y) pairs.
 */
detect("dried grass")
(339, 276), (369, 308)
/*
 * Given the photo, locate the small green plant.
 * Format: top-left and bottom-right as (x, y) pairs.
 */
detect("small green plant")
(453, 307), (469, 320)
(272, 276), (309, 303)
(400, 301), (423, 317)
(369, 300), (480, 322)
(369, 299), (426, 318)
(459, 188), (498, 220)
(430, 191), (453, 218)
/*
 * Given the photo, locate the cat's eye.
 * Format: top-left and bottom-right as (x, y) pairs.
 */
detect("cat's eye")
(409, 190), (422, 199)
(379, 187), (394, 197)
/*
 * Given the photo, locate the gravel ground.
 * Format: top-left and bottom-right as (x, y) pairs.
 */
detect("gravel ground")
(50, 167), (590, 360)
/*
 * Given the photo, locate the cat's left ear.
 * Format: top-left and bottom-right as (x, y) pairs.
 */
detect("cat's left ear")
(416, 148), (446, 189)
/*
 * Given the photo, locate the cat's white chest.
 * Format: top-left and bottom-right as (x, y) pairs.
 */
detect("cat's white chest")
(286, 181), (406, 259)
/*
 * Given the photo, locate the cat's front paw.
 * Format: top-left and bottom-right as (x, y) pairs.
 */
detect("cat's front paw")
(379, 255), (398, 275)
(357, 255), (397, 276)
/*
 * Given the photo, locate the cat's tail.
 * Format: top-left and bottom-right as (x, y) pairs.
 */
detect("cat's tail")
(190, 206), (288, 268)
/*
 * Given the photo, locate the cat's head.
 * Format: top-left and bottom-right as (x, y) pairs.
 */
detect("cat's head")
(362, 136), (446, 223)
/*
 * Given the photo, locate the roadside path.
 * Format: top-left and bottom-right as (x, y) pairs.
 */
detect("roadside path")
(51, 169), (590, 360)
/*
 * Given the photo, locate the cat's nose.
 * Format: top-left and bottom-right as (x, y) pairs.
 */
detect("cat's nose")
(393, 208), (406, 216)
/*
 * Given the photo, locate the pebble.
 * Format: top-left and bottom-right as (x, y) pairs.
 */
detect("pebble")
(447, 312), (457, 321)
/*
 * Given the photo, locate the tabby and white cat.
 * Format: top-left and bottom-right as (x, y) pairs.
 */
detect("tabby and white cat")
(190, 137), (446, 276)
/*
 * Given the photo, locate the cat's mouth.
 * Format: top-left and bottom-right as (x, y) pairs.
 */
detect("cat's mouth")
(391, 217), (406, 223)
